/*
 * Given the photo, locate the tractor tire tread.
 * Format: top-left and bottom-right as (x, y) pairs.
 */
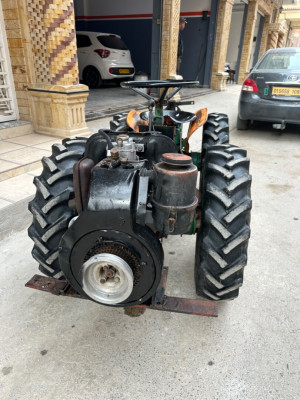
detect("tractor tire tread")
(28, 137), (87, 278)
(195, 144), (252, 300)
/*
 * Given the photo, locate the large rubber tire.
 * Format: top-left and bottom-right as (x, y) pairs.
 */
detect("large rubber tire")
(83, 66), (103, 89)
(237, 115), (249, 130)
(109, 112), (132, 132)
(28, 138), (87, 279)
(203, 113), (229, 150)
(195, 144), (252, 300)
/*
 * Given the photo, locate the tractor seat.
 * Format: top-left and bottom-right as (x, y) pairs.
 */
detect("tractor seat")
(140, 110), (196, 124)
(164, 110), (196, 124)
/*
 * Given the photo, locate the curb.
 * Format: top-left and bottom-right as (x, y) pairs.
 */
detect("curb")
(0, 196), (33, 240)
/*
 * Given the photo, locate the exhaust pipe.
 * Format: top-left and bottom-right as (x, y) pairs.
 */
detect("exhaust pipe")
(272, 121), (286, 130)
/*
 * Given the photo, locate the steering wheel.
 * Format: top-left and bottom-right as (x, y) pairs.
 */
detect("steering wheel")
(121, 80), (200, 104)
(121, 80), (200, 131)
(121, 80), (199, 89)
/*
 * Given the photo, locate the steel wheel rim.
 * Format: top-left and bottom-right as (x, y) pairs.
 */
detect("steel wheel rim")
(82, 253), (133, 304)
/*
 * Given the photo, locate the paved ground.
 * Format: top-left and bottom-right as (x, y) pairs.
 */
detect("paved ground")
(0, 86), (300, 399)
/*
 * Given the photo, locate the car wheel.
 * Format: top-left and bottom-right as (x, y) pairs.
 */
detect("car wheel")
(83, 66), (103, 89)
(195, 144), (252, 300)
(237, 115), (249, 130)
(28, 138), (88, 279)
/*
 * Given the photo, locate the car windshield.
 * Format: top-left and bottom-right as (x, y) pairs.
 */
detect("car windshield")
(257, 52), (300, 70)
(97, 35), (128, 50)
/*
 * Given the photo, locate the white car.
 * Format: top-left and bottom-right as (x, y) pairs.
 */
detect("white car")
(76, 31), (135, 88)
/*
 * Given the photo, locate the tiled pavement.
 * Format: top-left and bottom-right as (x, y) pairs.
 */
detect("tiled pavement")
(0, 133), (55, 209)
(0, 117), (112, 210)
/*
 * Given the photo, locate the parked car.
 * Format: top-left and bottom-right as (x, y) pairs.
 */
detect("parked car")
(237, 47), (300, 130)
(76, 31), (135, 88)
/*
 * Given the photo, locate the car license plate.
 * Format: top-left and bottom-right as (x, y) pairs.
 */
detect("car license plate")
(119, 69), (130, 74)
(272, 87), (300, 96)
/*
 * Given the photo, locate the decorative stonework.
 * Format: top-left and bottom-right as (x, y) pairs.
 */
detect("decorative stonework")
(27, 0), (50, 84)
(215, 72), (229, 91)
(267, 30), (279, 48)
(4, 0), (89, 137)
(28, 84), (90, 137)
(268, 21), (287, 35)
(43, 0), (79, 85)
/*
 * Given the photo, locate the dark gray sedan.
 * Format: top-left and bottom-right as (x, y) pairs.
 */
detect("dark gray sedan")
(237, 47), (300, 130)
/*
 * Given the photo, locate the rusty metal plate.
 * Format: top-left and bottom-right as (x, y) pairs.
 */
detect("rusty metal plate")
(25, 268), (218, 317)
(25, 275), (85, 299)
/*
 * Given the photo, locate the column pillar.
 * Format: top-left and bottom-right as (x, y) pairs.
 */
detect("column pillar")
(44, 0), (79, 86)
(277, 33), (285, 47)
(210, 0), (234, 91)
(160, 0), (181, 80)
(238, 0), (258, 84)
(267, 30), (279, 49)
(27, 0), (89, 137)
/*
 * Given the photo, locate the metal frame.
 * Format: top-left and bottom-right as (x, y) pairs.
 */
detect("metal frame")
(25, 267), (218, 317)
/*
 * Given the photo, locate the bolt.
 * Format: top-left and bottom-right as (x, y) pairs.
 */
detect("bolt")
(114, 276), (120, 283)
(100, 277), (107, 284)
(110, 147), (119, 160)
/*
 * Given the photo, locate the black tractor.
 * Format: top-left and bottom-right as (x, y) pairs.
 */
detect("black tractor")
(27, 81), (251, 314)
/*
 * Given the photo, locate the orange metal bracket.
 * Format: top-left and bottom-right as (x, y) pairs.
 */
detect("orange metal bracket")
(126, 110), (149, 132)
(185, 108), (208, 153)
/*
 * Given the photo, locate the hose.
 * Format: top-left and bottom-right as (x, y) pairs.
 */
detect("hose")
(97, 129), (114, 150)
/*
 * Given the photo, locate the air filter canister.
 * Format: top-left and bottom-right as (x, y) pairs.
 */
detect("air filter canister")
(152, 153), (198, 235)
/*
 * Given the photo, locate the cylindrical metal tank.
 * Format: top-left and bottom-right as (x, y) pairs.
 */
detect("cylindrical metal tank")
(152, 153), (198, 235)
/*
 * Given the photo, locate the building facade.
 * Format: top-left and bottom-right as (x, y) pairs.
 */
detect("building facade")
(0, 0), (295, 136)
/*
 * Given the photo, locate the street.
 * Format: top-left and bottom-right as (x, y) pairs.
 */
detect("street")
(0, 88), (300, 400)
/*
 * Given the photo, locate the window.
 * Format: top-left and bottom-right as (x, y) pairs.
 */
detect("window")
(257, 52), (300, 70)
(76, 35), (92, 48)
(97, 35), (128, 50)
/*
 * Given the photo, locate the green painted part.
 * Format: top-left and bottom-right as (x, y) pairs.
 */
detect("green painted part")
(264, 88), (268, 95)
(191, 152), (200, 169)
(153, 105), (164, 125)
(175, 125), (181, 149)
(188, 218), (197, 235)
(155, 106), (163, 116)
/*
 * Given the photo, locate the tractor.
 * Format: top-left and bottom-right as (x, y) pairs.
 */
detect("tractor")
(27, 80), (251, 316)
